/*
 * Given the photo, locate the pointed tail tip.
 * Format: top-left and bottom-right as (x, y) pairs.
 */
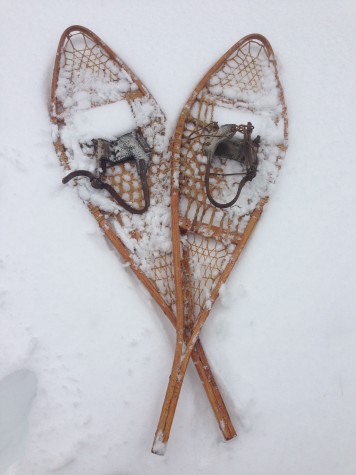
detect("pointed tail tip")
(219, 419), (238, 441)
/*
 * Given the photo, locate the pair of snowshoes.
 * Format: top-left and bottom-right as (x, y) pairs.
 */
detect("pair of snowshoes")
(50, 25), (287, 455)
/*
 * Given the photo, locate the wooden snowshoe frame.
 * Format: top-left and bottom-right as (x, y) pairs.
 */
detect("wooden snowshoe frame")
(50, 25), (236, 441)
(153, 33), (288, 453)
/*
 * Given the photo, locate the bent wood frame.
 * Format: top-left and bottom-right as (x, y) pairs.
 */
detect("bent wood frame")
(153, 33), (288, 452)
(50, 25), (236, 441)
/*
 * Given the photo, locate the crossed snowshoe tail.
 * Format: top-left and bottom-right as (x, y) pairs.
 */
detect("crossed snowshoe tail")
(152, 33), (288, 454)
(50, 25), (236, 443)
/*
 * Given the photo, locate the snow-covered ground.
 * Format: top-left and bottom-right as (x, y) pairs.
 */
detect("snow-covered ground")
(1, 1), (355, 474)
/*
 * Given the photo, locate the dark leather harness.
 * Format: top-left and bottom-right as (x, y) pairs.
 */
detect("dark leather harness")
(189, 122), (260, 209)
(62, 130), (150, 214)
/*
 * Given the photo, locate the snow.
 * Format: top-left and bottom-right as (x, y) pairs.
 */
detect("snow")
(68, 101), (137, 141)
(212, 106), (284, 144)
(152, 431), (167, 456)
(1, 1), (356, 474)
(0, 370), (37, 474)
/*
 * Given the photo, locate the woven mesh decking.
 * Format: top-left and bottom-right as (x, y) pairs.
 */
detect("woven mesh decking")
(179, 36), (287, 320)
(51, 27), (175, 307)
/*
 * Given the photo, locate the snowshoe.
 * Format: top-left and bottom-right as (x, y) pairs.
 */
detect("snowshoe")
(153, 33), (288, 454)
(50, 25), (236, 442)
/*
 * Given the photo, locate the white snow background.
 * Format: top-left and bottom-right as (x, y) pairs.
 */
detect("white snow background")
(1, 1), (356, 474)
